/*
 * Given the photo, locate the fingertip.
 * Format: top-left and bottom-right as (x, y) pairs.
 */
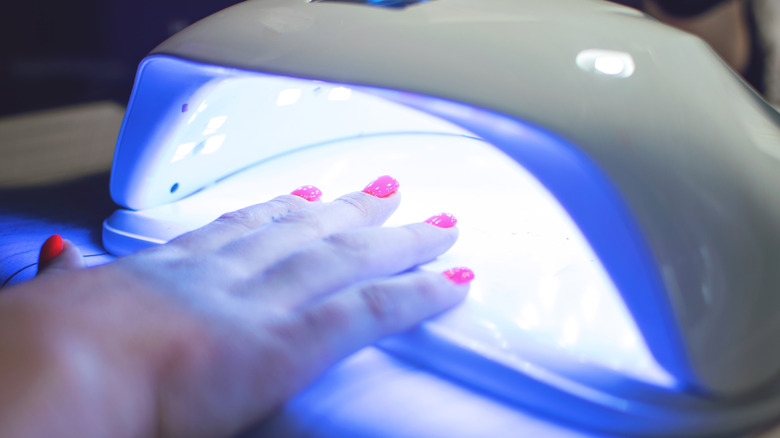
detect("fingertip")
(334, 188), (402, 226)
(291, 185), (323, 202)
(362, 175), (400, 199)
(434, 270), (471, 309)
(60, 239), (85, 266)
(37, 237), (84, 276)
(442, 267), (475, 286)
(424, 213), (457, 229)
(38, 234), (64, 270)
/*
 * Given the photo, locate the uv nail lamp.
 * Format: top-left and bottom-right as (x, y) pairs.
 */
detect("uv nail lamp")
(104, 0), (780, 436)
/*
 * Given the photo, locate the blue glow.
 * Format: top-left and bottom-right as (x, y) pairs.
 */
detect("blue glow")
(310, 0), (431, 9)
(107, 55), (766, 436)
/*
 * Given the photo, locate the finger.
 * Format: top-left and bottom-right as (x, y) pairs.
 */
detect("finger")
(273, 270), (472, 378)
(216, 188), (402, 273)
(37, 237), (84, 276)
(242, 220), (459, 307)
(214, 176), (401, 272)
(168, 191), (317, 252)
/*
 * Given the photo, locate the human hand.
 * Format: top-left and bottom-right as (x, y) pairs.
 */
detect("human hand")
(1, 176), (472, 438)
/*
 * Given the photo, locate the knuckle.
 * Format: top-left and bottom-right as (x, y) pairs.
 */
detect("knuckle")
(358, 283), (397, 323)
(272, 209), (324, 236)
(205, 254), (247, 282)
(267, 195), (307, 216)
(215, 208), (261, 231)
(266, 306), (347, 375)
(322, 232), (370, 258)
(267, 305), (350, 367)
(412, 274), (443, 303)
(213, 194), (308, 231)
(404, 223), (456, 260)
(404, 223), (428, 244)
(302, 303), (351, 335)
(334, 194), (372, 221)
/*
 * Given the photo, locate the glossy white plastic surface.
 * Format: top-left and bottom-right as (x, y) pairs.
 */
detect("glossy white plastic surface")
(106, 0), (780, 435)
(123, 0), (780, 397)
(107, 126), (672, 388)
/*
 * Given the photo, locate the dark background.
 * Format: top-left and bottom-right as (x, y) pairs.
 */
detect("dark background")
(0, 0), (243, 117)
(0, 0), (643, 117)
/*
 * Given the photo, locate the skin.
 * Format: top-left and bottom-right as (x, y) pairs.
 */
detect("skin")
(0, 184), (468, 438)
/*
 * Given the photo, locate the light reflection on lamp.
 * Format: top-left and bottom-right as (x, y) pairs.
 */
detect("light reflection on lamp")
(516, 305), (540, 330)
(277, 88), (303, 106)
(594, 57), (626, 76)
(202, 134), (227, 154)
(621, 332), (638, 349)
(580, 284), (601, 322)
(328, 86), (352, 101)
(171, 142), (197, 163)
(203, 115), (228, 135)
(561, 318), (580, 346)
(576, 49), (636, 78)
(538, 275), (559, 311)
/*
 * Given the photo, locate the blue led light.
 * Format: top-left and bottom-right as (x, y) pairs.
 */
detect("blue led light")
(366, 0), (429, 7)
(309, 0), (430, 9)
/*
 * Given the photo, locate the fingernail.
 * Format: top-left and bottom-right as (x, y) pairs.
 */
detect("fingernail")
(362, 175), (399, 198)
(291, 185), (322, 202)
(39, 234), (64, 268)
(442, 267), (475, 285)
(425, 213), (457, 229)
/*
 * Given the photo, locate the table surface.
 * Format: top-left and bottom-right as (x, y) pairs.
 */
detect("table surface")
(2, 103), (780, 438)
(0, 102), (122, 287)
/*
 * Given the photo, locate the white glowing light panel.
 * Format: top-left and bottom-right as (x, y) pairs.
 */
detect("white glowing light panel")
(106, 77), (672, 389)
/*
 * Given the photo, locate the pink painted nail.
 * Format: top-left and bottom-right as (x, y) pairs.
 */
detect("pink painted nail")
(362, 175), (399, 198)
(39, 234), (64, 269)
(443, 267), (475, 285)
(425, 213), (457, 229)
(291, 185), (322, 202)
